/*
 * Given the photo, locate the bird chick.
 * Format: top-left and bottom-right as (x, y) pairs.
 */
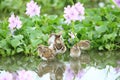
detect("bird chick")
(70, 43), (81, 58)
(48, 33), (56, 45)
(53, 34), (66, 54)
(48, 31), (63, 45)
(78, 40), (90, 50)
(38, 45), (55, 61)
(49, 34), (66, 54)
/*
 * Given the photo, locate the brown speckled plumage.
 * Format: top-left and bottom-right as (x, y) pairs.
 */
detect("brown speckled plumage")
(77, 40), (90, 50)
(48, 32), (66, 54)
(38, 45), (55, 61)
(70, 43), (81, 58)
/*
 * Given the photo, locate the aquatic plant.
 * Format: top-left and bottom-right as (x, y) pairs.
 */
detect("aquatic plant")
(8, 14), (22, 34)
(64, 2), (85, 24)
(0, 0), (120, 57)
(26, 0), (41, 17)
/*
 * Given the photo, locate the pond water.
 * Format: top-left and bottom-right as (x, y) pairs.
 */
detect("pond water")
(0, 51), (120, 80)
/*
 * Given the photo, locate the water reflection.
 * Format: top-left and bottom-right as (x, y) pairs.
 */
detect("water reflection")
(0, 51), (120, 80)
(0, 60), (120, 80)
(37, 61), (65, 80)
(36, 55), (120, 80)
(62, 57), (88, 80)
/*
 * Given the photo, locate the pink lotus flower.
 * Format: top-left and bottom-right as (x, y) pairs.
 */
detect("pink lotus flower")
(8, 14), (22, 30)
(0, 71), (13, 80)
(26, 0), (41, 17)
(64, 2), (85, 24)
(74, 2), (85, 15)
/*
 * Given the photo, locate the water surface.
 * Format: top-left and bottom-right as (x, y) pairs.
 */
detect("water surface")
(0, 51), (120, 80)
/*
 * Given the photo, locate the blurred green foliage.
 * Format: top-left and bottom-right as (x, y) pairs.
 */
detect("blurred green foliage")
(0, 0), (107, 19)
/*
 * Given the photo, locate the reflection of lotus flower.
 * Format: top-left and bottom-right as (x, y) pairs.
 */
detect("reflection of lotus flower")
(115, 67), (120, 73)
(12, 72), (18, 80)
(113, 0), (120, 7)
(0, 71), (13, 80)
(17, 70), (34, 80)
(63, 64), (85, 80)
(75, 70), (85, 80)
(63, 66), (75, 80)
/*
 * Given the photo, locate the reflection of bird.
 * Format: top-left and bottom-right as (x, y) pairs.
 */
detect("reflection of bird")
(37, 45), (55, 61)
(37, 61), (65, 80)
(69, 58), (81, 74)
(77, 40), (90, 50)
(37, 61), (54, 77)
(48, 32), (66, 54)
(70, 43), (81, 58)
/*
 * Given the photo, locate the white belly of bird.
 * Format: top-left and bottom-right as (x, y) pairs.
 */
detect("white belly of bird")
(56, 49), (63, 54)
(80, 47), (88, 50)
(40, 54), (47, 60)
(41, 57), (47, 61)
(48, 35), (55, 45)
(70, 52), (81, 57)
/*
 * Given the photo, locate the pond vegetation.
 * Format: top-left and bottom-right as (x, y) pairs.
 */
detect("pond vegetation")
(0, 0), (120, 80)
(0, 3), (120, 56)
